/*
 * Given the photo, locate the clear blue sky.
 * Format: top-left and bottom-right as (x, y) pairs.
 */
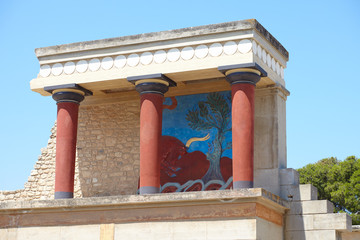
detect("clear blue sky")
(0, 0), (359, 190)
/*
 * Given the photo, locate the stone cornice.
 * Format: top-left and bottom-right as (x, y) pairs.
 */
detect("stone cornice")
(35, 19), (288, 61)
(0, 188), (288, 213)
(253, 20), (288, 60)
(0, 189), (288, 228)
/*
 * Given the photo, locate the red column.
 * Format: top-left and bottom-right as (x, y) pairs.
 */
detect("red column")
(139, 93), (164, 194)
(54, 102), (79, 198)
(52, 89), (85, 199)
(128, 74), (174, 194)
(231, 83), (256, 188)
(221, 67), (263, 189)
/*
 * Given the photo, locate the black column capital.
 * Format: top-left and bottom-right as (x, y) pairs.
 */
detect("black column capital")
(52, 90), (85, 104)
(44, 83), (92, 104)
(218, 63), (267, 86)
(127, 73), (176, 95)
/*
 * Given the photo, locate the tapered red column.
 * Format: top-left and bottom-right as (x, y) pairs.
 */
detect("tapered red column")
(219, 64), (266, 189)
(228, 69), (261, 188)
(128, 74), (176, 194)
(49, 88), (86, 199)
(139, 92), (164, 194)
(231, 80), (256, 188)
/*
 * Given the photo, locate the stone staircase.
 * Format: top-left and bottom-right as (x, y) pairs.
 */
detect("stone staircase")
(280, 168), (352, 239)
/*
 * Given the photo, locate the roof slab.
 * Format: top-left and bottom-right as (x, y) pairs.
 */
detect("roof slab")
(30, 19), (289, 104)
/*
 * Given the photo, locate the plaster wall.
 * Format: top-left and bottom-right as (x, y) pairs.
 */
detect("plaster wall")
(0, 225), (100, 240)
(0, 210), (283, 239)
(254, 86), (287, 195)
(112, 218), (283, 240)
(0, 218), (283, 240)
(254, 86), (287, 170)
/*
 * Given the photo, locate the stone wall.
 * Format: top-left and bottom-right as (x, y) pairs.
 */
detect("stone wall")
(76, 101), (140, 197)
(254, 86), (288, 196)
(0, 124), (82, 201)
(0, 100), (140, 201)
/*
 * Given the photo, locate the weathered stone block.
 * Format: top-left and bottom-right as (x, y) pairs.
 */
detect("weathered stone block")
(17, 226), (61, 240)
(288, 200), (334, 215)
(256, 217), (283, 240)
(286, 212), (351, 232)
(254, 168), (280, 196)
(113, 219), (259, 240)
(281, 182), (318, 202)
(206, 219), (256, 239)
(285, 230), (337, 240)
(0, 228), (17, 240)
(285, 215), (314, 231)
(254, 87), (287, 170)
(60, 225), (100, 240)
(341, 229), (360, 240)
(280, 184), (300, 200)
(299, 184), (318, 201)
(313, 213), (352, 231)
(302, 200), (334, 214)
(279, 168), (299, 185)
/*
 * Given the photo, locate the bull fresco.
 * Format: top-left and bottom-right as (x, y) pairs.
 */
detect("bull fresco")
(160, 91), (233, 192)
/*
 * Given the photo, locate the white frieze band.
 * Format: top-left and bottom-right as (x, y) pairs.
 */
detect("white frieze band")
(38, 39), (285, 80)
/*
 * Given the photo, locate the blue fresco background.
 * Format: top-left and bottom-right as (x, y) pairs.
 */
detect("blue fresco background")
(162, 91), (232, 159)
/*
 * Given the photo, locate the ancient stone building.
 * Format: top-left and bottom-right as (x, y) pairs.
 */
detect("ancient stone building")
(1, 19), (359, 240)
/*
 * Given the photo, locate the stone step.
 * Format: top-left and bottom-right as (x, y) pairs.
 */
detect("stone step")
(285, 230), (337, 240)
(288, 200), (334, 215)
(280, 184), (318, 201)
(280, 168), (299, 185)
(285, 213), (351, 231)
(299, 184), (318, 201)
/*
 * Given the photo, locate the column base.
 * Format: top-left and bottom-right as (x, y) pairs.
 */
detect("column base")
(233, 181), (253, 189)
(55, 191), (74, 199)
(139, 186), (160, 194)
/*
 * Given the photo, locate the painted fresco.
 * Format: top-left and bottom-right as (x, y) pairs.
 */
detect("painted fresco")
(161, 91), (233, 192)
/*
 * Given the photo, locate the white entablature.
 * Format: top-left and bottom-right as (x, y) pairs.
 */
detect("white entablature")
(31, 19), (289, 102)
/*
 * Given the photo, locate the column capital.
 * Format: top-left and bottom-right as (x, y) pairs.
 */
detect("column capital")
(127, 73), (176, 95)
(44, 83), (92, 104)
(218, 63), (267, 86)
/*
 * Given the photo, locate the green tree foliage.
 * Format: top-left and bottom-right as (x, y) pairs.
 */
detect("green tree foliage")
(297, 156), (360, 225)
